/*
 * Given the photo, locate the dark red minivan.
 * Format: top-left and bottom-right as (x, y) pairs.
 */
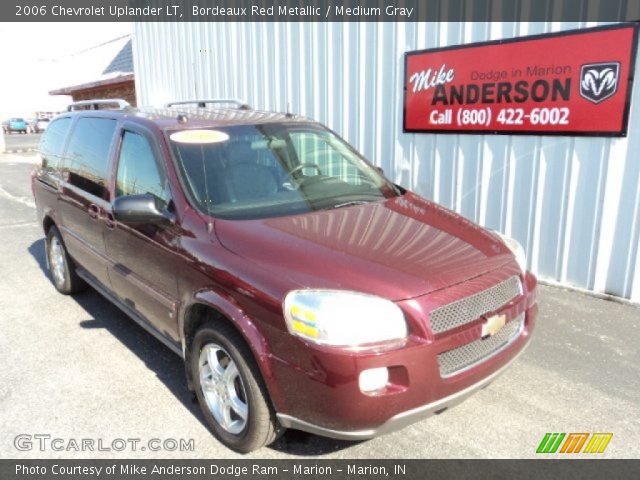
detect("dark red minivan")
(32, 99), (537, 452)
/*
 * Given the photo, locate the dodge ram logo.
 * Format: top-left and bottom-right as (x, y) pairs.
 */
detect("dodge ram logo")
(580, 62), (620, 104)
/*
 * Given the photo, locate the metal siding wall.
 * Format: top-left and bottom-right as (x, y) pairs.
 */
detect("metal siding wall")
(132, 21), (640, 302)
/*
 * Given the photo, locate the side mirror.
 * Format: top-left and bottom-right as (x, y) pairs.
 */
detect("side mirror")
(113, 194), (172, 225)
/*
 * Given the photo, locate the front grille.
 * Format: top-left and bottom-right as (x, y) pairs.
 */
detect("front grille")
(429, 275), (521, 334)
(437, 313), (525, 378)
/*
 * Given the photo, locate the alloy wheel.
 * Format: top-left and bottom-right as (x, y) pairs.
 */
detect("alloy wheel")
(49, 236), (66, 286)
(198, 343), (249, 435)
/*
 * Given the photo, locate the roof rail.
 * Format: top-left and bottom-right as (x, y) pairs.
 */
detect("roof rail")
(165, 99), (251, 110)
(67, 99), (130, 112)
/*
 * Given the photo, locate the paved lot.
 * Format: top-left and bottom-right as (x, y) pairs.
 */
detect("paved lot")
(0, 153), (638, 459)
(1, 133), (41, 152)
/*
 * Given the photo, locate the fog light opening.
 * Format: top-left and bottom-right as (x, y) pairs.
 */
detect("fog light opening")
(359, 367), (389, 393)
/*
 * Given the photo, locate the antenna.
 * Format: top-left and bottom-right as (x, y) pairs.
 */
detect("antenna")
(285, 101), (295, 118)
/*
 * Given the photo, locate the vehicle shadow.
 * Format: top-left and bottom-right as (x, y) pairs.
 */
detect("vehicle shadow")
(28, 238), (360, 456)
(28, 238), (48, 273)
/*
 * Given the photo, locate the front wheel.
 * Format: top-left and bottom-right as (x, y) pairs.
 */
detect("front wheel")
(190, 323), (282, 452)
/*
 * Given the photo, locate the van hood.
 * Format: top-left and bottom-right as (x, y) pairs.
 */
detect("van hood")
(214, 192), (515, 301)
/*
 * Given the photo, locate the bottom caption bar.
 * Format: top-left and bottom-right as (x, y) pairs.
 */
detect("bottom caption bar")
(2, 459), (639, 480)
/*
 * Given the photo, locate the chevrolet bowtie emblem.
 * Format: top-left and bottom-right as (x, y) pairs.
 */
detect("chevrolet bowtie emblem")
(481, 314), (506, 338)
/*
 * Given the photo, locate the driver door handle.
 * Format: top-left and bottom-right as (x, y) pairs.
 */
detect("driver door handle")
(87, 204), (99, 220)
(102, 211), (116, 230)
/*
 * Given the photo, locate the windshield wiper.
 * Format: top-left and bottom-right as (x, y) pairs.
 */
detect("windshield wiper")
(331, 200), (372, 209)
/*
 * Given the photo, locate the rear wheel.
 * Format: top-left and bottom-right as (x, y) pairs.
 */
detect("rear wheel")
(190, 323), (282, 452)
(46, 226), (85, 294)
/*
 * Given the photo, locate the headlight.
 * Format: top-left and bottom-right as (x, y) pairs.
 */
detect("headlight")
(283, 290), (408, 348)
(493, 230), (527, 273)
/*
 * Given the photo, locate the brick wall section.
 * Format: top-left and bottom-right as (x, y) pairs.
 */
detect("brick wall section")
(71, 80), (137, 106)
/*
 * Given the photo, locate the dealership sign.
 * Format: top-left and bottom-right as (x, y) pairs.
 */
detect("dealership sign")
(403, 24), (638, 136)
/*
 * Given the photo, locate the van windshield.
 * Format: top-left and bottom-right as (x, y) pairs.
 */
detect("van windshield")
(169, 123), (399, 220)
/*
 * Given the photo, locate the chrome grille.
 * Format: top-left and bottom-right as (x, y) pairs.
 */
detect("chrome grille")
(429, 275), (521, 334)
(437, 313), (525, 378)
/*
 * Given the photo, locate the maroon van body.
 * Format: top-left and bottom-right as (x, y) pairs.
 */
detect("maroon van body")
(32, 104), (537, 451)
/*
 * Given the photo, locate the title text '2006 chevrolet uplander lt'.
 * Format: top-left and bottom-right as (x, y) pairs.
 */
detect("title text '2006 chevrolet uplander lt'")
(32, 98), (537, 452)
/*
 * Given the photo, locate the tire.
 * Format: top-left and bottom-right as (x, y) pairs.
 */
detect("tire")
(45, 225), (85, 294)
(190, 322), (282, 452)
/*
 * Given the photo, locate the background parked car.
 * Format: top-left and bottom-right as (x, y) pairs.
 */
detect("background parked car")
(29, 118), (50, 133)
(5, 118), (28, 134)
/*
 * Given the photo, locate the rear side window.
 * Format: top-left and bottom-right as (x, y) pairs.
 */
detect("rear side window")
(64, 117), (117, 198)
(39, 117), (71, 172)
(116, 131), (170, 205)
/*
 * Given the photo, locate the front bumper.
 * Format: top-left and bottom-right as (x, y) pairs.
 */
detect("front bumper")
(269, 269), (537, 438)
(276, 337), (531, 440)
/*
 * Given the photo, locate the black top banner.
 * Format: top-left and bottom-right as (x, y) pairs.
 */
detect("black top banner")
(4, 0), (640, 22)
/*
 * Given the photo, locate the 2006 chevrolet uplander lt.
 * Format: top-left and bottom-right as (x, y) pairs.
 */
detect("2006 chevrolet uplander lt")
(32, 98), (537, 452)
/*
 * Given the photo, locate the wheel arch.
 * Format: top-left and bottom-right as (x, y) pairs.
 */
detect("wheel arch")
(42, 214), (55, 235)
(181, 291), (280, 407)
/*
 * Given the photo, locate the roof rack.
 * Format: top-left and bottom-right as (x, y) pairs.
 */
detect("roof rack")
(165, 99), (251, 110)
(67, 99), (130, 111)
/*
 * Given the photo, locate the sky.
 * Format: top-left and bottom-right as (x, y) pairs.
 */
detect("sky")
(0, 23), (132, 118)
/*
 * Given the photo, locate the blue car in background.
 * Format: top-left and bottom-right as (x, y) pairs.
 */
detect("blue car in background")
(3, 118), (28, 134)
